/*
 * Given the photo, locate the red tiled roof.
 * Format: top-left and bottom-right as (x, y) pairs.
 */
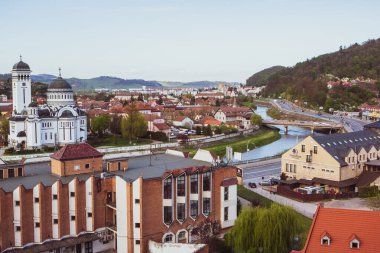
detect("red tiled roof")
(51, 143), (103, 161)
(200, 116), (222, 125)
(154, 123), (170, 130)
(143, 114), (161, 121)
(297, 206), (380, 253)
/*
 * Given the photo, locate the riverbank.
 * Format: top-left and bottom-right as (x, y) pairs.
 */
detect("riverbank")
(185, 128), (281, 158)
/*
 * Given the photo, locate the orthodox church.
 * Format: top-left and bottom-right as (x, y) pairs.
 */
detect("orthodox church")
(8, 57), (87, 149)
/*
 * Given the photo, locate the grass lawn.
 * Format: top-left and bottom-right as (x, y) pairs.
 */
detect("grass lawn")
(237, 184), (312, 247)
(186, 129), (281, 157)
(87, 135), (152, 147)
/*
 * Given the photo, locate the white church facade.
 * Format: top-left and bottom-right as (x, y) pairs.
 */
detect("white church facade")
(8, 58), (87, 149)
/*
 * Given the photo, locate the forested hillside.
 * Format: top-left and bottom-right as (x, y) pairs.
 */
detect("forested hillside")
(246, 66), (285, 86)
(254, 39), (380, 110)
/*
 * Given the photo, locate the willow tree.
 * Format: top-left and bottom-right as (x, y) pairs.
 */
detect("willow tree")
(226, 204), (302, 253)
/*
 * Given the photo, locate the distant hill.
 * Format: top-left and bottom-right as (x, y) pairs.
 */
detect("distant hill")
(249, 38), (380, 110)
(159, 80), (240, 88)
(246, 66), (285, 86)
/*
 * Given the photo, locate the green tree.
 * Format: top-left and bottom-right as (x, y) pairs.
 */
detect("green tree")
(0, 118), (9, 144)
(203, 125), (213, 136)
(250, 114), (263, 126)
(226, 204), (302, 253)
(121, 102), (148, 141)
(90, 114), (110, 137)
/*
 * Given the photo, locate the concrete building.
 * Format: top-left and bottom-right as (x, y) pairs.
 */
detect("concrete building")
(281, 129), (380, 193)
(0, 144), (237, 253)
(8, 59), (87, 149)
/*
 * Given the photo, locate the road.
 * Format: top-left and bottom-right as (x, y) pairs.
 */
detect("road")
(272, 99), (367, 132)
(240, 160), (281, 183)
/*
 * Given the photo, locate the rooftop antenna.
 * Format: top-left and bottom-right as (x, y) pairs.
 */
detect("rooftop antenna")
(58, 67), (62, 77)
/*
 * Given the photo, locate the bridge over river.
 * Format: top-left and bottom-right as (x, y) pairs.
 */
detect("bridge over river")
(262, 119), (343, 134)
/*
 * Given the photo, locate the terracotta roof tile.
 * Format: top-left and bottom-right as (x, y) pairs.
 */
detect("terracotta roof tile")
(51, 143), (103, 161)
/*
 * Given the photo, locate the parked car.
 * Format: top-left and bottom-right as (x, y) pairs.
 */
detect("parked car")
(259, 180), (271, 186)
(248, 182), (257, 188)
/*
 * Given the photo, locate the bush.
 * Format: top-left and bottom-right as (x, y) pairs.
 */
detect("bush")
(146, 131), (168, 142)
(358, 186), (379, 198)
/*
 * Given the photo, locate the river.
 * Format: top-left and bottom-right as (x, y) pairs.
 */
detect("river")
(240, 106), (314, 160)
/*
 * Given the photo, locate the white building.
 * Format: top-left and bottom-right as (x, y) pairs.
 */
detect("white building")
(8, 59), (87, 149)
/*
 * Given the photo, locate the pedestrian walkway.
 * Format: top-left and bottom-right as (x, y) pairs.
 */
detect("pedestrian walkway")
(247, 185), (317, 219)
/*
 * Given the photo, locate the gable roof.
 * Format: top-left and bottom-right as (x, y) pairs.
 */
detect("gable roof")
(51, 143), (103, 161)
(295, 206), (380, 253)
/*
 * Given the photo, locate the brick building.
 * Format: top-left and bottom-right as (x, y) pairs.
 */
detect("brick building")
(0, 143), (237, 253)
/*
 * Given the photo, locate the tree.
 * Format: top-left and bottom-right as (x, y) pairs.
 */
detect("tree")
(0, 118), (9, 144)
(90, 114), (110, 137)
(195, 126), (202, 135)
(250, 114), (263, 126)
(226, 204), (302, 253)
(121, 102), (148, 141)
(109, 114), (122, 135)
(202, 125), (213, 136)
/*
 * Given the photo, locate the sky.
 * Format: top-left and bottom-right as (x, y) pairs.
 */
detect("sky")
(0, 0), (379, 83)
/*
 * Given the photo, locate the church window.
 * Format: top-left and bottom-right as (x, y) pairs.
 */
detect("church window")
(50, 132), (53, 139)
(45, 133), (47, 140)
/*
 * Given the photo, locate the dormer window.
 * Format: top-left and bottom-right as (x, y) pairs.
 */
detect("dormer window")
(350, 239), (360, 249)
(321, 235), (331, 246)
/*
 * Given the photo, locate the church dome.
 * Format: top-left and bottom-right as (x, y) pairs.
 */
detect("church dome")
(49, 77), (72, 90)
(13, 61), (30, 71)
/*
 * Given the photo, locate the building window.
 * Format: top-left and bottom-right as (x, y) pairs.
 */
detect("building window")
(53, 219), (58, 224)
(85, 242), (93, 253)
(286, 163), (289, 172)
(164, 234), (174, 243)
(190, 200), (198, 219)
(70, 192), (75, 197)
(163, 206), (172, 225)
(53, 194), (58, 200)
(314, 146), (318, 154)
(15, 200), (20, 206)
(135, 199), (140, 204)
(163, 177), (172, 199)
(87, 212), (92, 218)
(135, 223), (140, 228)
(8, 168), (14, 178)
(0, 170), (3, 179)
(321, 236), (330, 246)
(71, 216), (76, 221)
(17, 167), (23, 177)
(293, 165), (297, 173)
(35, 222), (40, 228)
(45, 132), (47, 140)
(178, 231), (186, 241)
(135, 240), (140, 245)
(203, 197), (211, 216)
(85, 164), (90, 169)
(177, 175), (185, 196)
(34, 197), (39, 203)
(177, 203), (186, 222)
(224, 207), (229, 221)
(306, 155), (312, 163)
(15, 226), (21, 232)
(350, 239), (360, 249)
(190, 174), (198, 194)
(301, 145), (305, 152)
(203, 172), (211, 191)
(224, 186), (229, 201)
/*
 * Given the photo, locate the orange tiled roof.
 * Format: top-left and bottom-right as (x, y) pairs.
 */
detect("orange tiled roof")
(295, 206), (380, 253)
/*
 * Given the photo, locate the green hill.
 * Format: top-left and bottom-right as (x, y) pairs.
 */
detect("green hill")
(255, 38), (380, 110)
(246, 66), (285, 86)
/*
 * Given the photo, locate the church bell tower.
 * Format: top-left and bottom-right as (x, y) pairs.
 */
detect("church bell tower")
(11, 55), (32, 115)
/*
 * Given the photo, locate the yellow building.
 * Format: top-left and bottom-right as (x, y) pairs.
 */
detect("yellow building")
(281, 129), (380, 193)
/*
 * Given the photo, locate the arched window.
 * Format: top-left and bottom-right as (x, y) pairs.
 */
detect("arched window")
(163, 233), (174, 243)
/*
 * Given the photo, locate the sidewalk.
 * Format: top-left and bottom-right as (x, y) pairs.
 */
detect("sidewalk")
(248, 185), (317, 219)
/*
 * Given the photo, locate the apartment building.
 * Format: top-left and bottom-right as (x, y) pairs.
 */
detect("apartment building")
(281, 129), (380, 193)
(0, 143), (237, 253)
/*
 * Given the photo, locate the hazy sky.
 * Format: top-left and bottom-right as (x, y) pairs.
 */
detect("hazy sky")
(0, 0), (379, 82)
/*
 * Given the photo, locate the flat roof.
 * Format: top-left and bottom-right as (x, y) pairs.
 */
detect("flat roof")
(0, 154), (211, 192)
